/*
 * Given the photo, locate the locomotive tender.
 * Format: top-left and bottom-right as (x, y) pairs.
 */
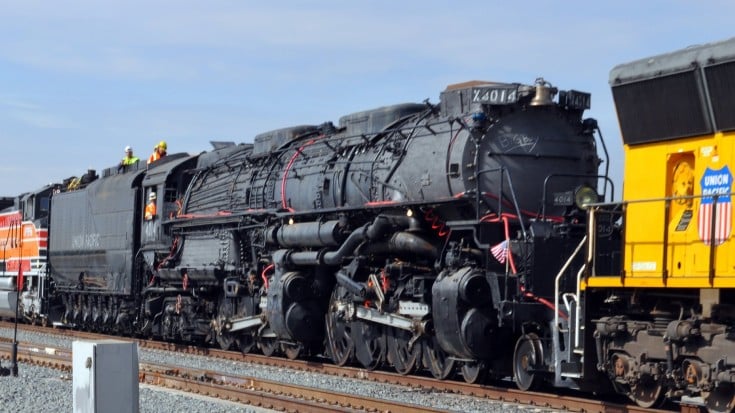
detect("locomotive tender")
(6, 37), (735, 411)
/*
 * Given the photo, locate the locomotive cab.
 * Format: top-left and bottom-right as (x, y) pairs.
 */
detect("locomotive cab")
(140, 153), (197, 248)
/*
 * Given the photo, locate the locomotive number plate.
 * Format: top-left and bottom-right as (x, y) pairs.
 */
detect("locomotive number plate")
(559, 90), (591, 110)
(472, 86), (518, 104)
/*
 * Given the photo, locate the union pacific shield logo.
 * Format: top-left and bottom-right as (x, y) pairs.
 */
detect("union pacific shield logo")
(699, 166), (733, 246)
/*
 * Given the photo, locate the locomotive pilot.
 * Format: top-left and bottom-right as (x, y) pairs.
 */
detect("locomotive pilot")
(145, 192), (157, 220)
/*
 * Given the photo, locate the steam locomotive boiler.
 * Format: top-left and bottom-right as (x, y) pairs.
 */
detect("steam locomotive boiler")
(129, 77), (609, 384)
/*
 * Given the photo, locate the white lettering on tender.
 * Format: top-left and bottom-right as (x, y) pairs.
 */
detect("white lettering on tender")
(71, 233), (101, 249)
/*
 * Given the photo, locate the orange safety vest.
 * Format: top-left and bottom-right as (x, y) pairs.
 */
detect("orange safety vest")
(147, 150), (166, 165)
(144, 201), (157, 220)
(147, 152), (160, 165)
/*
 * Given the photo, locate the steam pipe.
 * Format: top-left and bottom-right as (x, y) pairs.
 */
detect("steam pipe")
(142, 286), (187, 296)
(268, 220), (345, 247)
(359, 232), (438, 258)
(284, 215), (415, 266)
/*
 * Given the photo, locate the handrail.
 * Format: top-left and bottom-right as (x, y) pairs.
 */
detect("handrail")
(585, 190), (735, 208)
(553, 235), (587, 332)
(574, 264), (586, 349)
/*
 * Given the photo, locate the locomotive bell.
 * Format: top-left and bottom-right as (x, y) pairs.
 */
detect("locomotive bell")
(529, 78), (556, 106)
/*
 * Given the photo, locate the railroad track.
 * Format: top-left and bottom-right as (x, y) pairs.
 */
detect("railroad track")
(0, 337), (443, 412)
(0, 321), (681, 412)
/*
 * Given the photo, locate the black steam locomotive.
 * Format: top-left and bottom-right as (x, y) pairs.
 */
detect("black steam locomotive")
(7, 77), (611, 389)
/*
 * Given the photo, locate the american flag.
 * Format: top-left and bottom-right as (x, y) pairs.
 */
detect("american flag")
(491, 240), (509, 264)
(699, 202), (732, 246)
(698, 167), (733, 246)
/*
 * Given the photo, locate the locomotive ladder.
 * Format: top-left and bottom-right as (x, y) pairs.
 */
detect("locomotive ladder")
(552, 235), (587, 384)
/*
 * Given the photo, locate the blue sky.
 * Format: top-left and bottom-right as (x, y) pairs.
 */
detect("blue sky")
(2, 1), (734, 198)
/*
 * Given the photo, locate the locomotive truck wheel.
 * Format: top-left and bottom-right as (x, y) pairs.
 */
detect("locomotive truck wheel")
(513, 333), (543, 391)
(706, 384), (735, 413)
(387, 327), (421, 375)
(461, 362), (487, 384)
(325, 288), (355, 366)
(630, 374), (665, 409)
(351, 320), (385, 370)
(422, 336), (455, 379)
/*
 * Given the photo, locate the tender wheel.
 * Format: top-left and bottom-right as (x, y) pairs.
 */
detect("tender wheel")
(387, 328), (421, 375)
(422, 336), (455, 379)
(351, 320), (385, 370)
(325, 288), (354, 366)
(706, 384), (735, 413)
(513, 333), (542, 391)
(461, 362), (487, 384)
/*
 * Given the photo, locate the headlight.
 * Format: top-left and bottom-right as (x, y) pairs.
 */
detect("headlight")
(574, 186), (598, 209)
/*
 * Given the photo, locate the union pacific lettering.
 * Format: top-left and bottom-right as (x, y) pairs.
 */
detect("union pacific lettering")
(703, 173), (730, 186)
(702, 187), (731, 196)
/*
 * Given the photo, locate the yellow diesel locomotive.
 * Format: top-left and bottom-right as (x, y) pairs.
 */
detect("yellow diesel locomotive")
(585, 37), (735, 410)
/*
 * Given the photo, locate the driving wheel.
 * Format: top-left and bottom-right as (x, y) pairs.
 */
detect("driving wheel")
(351, 320), (385, 370)
(325, 288), (354, 366)
(387, 327), (421, 375)
(422, 336), (455, 379)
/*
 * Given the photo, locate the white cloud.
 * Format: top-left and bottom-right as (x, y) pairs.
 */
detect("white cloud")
(8, 110), (75, 129)
(0, 98), (40, 110)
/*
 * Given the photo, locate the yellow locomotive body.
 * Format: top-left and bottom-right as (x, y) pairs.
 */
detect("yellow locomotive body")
(587, 130), (735, 289)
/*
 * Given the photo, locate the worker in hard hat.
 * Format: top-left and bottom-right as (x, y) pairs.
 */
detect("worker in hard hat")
(119, 146), (140, 172)
(148, 141), (168, 165)
(145, 191), (157, 220)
